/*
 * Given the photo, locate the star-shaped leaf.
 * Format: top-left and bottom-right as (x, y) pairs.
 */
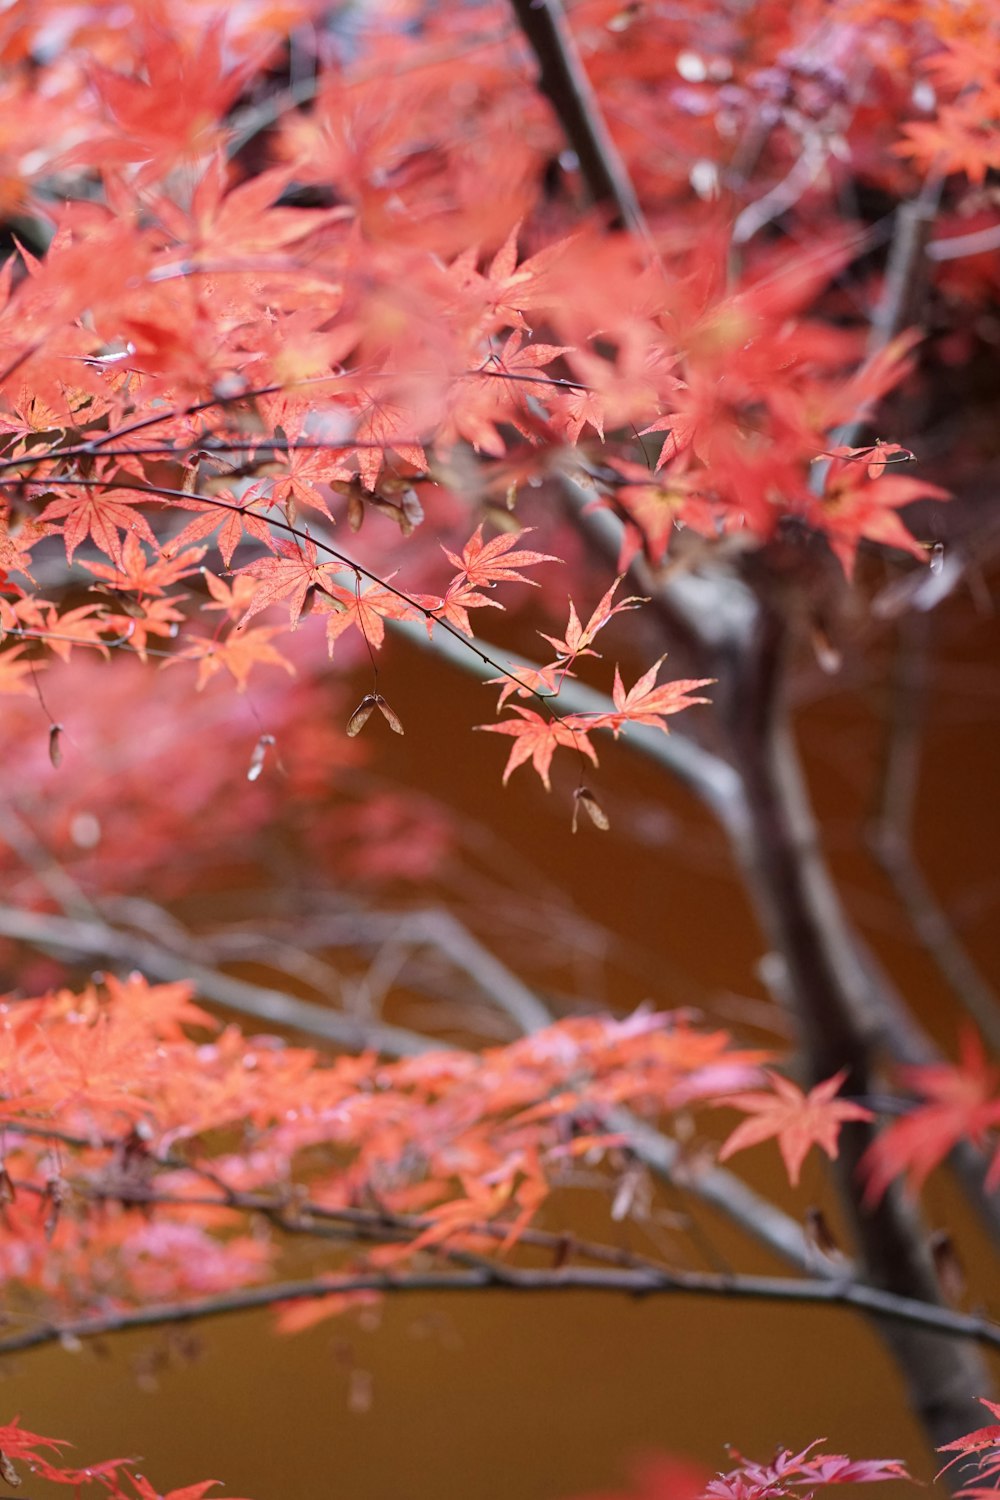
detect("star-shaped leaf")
(716, 1069), (873, 1187)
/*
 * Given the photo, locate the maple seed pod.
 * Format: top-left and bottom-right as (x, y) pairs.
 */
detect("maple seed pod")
(929, 1228), (965, 1305)
(347, 695), (378, 736)
(375, 694), (405, 735)
(810, 622), (841, 675)
(347, 490), (365, 532)
(804, 1205), (841, 1259)
(347, 694), (404, 736)
(247, 732), (276, 782)
(572, 787), (610, 833)
(48, 723), (64, 768)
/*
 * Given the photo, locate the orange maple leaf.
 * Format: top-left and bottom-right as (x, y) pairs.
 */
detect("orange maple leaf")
(442, 524), (558, 589)
(82, 534), (205, 595)
(235, 537), (336, 629)
(165, 485), (276, 568)
(317, 580), (419, 655)
(538, 577), (644, 663)
(716, 1069), (873, 1187)
(896, 101), (1000, 185)
(591, 657), (713, 739)
(179, 626), (296, 692)
(103, 973), (217, 1041)
(40, 487), (157, 564)
(476, 707), (597, 790)
(36, 603), (114, 664)
(0, 644), (43, 695)
(181, 153), (344, 256)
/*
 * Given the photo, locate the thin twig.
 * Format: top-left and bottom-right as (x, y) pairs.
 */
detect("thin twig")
(0, 904), (431, 1056)
(868, 614), (1000, 1051)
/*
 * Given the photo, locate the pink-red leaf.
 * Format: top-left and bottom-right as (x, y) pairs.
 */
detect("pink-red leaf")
(716, 1070), (874, 1187)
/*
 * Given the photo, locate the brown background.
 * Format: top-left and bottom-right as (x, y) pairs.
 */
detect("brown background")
(7, 576), (1000, 1500)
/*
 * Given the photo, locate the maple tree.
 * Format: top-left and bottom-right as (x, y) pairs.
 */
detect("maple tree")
(0, 0), (998, 1497)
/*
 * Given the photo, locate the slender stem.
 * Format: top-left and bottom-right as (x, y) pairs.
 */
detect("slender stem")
(0, 903), (431, 1056)
(868, 615), (1000, 1050)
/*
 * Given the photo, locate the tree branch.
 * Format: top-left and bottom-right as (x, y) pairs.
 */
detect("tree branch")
(508, 0), (646, 235)
(3, 1262), (998, 1360)
(0, 904), (432, 1057)
(719, 601), (991, 1453)
(0, 894), (824, 1276)
(868, 615), (1000, 1051)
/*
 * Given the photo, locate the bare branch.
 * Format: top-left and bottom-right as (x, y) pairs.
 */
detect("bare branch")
(0, 904), (432, 1057)
(718, 603), (991, 1450)
(868, 616), (1000, 1051)
(3, 1261), (998, 1360)
(508, 0), (647, 236)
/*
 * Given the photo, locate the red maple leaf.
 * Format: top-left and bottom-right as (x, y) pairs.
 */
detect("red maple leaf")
(709, 1440), (910, 1500)
(716, 1069), (874, 1187)
(488, 661), (571, 713)
(445, 222), (569, 333)
(811, 466), (951, 578)
(863, 1028), (1000, 1203)
(349, 383), (427, 491)
(414, 579), (503, 638)
(937, 1398), (1000, 1486)
(607, 459), (724, 566)
(65, 19), (263, 182)
(0, 1417), (69, 1463)
(130, 1479), (254, 1500)
(486, 329), (572, 406)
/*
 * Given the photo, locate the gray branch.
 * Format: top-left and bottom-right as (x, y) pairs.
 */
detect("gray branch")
(2, 1262), (998, 1359)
